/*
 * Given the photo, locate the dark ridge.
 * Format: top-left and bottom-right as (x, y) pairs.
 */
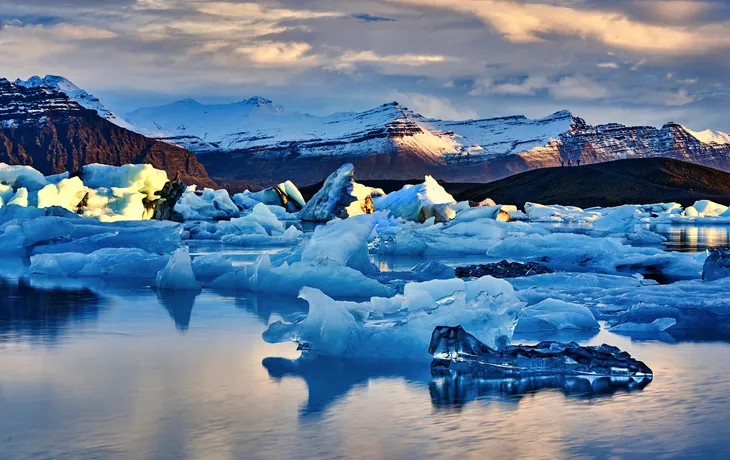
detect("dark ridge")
(0, 79), (216, 188)
(299, 158), (730, 208)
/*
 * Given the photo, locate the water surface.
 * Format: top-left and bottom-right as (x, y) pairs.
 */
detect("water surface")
(2, 277), (730, 459)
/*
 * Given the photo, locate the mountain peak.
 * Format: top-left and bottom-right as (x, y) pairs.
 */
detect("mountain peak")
(15, 75), (81, 93)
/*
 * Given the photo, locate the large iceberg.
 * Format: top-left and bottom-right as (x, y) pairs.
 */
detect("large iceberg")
(298, 164), (382, 221)
(174, 187), (240, 221)
(262, 277), (522, 359)
(373, 176), (455, 222)
(429, 325), (653, 378)
(153, 247), (201, 290)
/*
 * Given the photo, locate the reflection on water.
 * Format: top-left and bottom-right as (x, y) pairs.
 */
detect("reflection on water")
(2, 278), (730, 458)
(651, 224), (730, 252)
(262, 356), (431, 419)
(0, 277), (106, 344)
(154, 288), (199, 332)
(430, 374), (652, 410)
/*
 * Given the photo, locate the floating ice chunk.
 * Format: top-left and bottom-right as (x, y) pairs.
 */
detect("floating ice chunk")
(702, 247), (730, 281)
(263, 285), (522, 359)
(29, 248), (169, 278)
(487, 232), (703, 279)
(514, 299), (599, 333)
(404, 278), (466, 311)
(691, 200), (728, 217)
(592, 205), (640, 233)
(524, 203), (602, 223)
(210, 254), (393, 298)
(0, 163), (48, 190)
(233, 180), (306, 213)
(153, 247), (201, 291)
(301, 213), (381, 273)
(430, 326), (652, 378)
(31, 220), (182, 255)
(174, 187), (239, 220)
(374, 176), (455, 222)
(298, 164), (378, 221)
(610, 318), (676, 333)
(218, 203), (285, 235)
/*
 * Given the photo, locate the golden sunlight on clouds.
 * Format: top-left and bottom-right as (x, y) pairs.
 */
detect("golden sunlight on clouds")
(392, 0), (730, 54)
(339, 50), (449, 67)
(236, 41), (316, 66)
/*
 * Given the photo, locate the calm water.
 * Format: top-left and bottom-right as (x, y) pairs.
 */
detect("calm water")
(2, 226), (730, 459)
(1, 275), (730, 460)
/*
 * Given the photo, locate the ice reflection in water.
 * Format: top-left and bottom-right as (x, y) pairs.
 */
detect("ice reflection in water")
(1, 255), (730, 457)
(650, 224), (730, 252)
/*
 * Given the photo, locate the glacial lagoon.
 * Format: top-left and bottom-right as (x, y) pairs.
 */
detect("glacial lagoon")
(2, 233), (730, 460)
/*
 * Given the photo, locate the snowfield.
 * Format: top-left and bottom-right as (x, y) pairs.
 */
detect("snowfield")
(2, 161), (730, 358)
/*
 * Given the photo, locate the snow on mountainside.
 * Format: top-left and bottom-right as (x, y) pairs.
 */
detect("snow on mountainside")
(15, 75), (134, 130)
(683, 127), (730, 145)
(125, 99), (572, 162)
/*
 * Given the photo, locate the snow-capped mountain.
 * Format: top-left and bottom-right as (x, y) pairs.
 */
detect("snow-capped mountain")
(14, 75), (133, 130)
(0, 78), (214, 187)
(126, 96), (730, 189)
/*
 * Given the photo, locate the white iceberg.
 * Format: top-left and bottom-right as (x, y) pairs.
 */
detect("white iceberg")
(174, 187), (240, 221)
(153, 247), (201, 290)
(263, 280), (522, 359)
(298, 164), (381, 221)
(373, 176), (455, 222)
(514, 299), (599, 333)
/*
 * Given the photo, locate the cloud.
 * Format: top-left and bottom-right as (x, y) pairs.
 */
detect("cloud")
(392, 0), (730, 54)
(337, 50), (449, 68)
(392, 91), (477, 120)
(597, 62), (619, 69)
(235, 41), (316, 66)
(549, 76), (610, 100)
(472, 75), (609, 100)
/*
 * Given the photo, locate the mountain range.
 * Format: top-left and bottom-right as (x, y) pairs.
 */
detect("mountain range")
(4, 74), (730, 191)
(0, 77), (214, 187)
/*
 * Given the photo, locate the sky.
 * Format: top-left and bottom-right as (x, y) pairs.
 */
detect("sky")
(1, 0), (729, 130)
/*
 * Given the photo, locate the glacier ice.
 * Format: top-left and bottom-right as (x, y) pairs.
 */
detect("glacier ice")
(210, 254), (393, 297)
(153, 247), (201, 291)
(186, 203), (302, 245)
(514, 299), (599, 333)
(524, 202), (602, 223)
(174, 187), (240, 221)
(29, 248), (169, 278)
(262, 278), (522, 359)
(429, 325), (653, 378)
(233, 180), (306, 213)
(373, 176), (455, 222)
(702, 247), (730, 281)
(610, 318), (677, 333)
(298, 163), (381, 221)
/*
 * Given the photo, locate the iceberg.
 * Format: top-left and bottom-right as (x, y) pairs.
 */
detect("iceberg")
(153, 247), (201, 291)
(233, 180), (306, 213)
(524, 202), (602, 223)
(298, 164), (381, 221)
(702, 247), (730, 281)
(429, 325), (653, 378)
(174, 187), (240, 221)
(373, 176), (455, 222)
(262, 279), (522, 359)
(514, 299), (599, 333)
(29, 248), (169, 278)
(186, 203), (302, 245)
(0, 163), (48, 190)
(610, 318), (677, 333)
(210, 254), (394, 298)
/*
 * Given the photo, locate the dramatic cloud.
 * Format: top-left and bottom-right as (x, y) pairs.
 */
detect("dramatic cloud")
(0, 0), (728, 130)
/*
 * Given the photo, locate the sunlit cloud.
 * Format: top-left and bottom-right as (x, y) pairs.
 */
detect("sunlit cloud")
(338, 50), (449, 67)
(392, 0), (730, 54)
